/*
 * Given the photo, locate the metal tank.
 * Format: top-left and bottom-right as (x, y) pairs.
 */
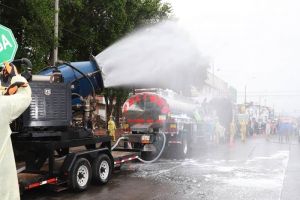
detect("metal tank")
(38, 60), (104, 98)
(122, 90), (199, 130)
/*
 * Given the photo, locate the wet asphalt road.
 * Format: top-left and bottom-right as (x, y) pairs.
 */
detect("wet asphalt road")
(22, 135), (300, 200)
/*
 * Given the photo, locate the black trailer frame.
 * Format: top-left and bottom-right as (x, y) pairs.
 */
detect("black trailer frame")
(14, 135), (113, 192)
(14, 135), (141, 193)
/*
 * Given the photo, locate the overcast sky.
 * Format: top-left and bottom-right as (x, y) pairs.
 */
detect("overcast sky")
(167, 0), (300, 115)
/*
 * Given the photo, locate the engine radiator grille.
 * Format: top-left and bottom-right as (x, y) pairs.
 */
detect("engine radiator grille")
(23, 81), (72, 127)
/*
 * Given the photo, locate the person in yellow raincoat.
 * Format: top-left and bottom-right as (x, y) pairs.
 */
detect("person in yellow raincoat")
(108, 116), (116, 142)
(240, 120), (247, 143)
(0, 62), (31, 200)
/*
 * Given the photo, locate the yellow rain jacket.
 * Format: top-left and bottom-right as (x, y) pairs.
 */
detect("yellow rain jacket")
(0, 75), (31, 200)
(108, 118), (116, 141)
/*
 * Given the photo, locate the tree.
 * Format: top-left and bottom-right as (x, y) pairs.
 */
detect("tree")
(0, 0), (171, 126)
(0, 0), (171, 70)
(0, 0), (55, 69)
(58, 0), (171, 61)
(103, 88), (131, 127)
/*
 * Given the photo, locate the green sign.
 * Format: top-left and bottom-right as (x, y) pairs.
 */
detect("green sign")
(0, 24), (18, 65)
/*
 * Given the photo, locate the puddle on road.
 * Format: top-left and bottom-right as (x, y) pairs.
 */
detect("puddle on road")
(122, 150), (289, 199)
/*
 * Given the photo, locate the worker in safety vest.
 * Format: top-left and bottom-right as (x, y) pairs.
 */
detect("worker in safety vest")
(240, 120), (247, 143)
(0, 62), (31, 200)
(108, 116), (116, 142)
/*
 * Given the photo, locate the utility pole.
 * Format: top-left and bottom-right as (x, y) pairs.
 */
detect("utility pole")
(53, 0), (59, 65)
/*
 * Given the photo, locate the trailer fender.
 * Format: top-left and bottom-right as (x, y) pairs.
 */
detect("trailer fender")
(61, 148), (113, 175)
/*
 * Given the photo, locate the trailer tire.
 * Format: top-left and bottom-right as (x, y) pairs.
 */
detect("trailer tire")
(69, 158), (92, 192)
(92, 154), (112, 185)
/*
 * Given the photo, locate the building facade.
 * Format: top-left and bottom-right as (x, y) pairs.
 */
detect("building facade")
(191, 71), (237, 103)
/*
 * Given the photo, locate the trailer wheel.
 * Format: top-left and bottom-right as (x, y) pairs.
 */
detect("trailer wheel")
(92, 154), (112, 185)
(69, 158), (92, 192)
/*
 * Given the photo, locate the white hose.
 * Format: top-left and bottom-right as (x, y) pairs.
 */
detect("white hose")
(111, 133), (167, 164)
(111, 136), (129, 150)
(137, 132), (166, 164)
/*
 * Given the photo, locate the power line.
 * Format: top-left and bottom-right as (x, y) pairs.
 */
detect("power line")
(62, 28), (89, 41)
(0, 2), (18, 11)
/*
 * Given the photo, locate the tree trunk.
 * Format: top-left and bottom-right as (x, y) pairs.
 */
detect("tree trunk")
(115, 99), (121, 128)
(104, 95), (109, 128)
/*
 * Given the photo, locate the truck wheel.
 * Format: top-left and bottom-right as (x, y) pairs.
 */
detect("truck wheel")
(177, 134), (189, 159)
(92, 154), (112, 185)
(141, 151), (155, 161)
(69, 158), (92, 192)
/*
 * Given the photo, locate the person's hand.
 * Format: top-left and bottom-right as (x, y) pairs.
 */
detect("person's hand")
(1, 62), (19, 83)
(4, 81), (28, 95)
(0, 85), (6, 94)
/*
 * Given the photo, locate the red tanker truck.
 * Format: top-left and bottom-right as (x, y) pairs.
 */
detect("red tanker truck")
(120, 89), (201, 160)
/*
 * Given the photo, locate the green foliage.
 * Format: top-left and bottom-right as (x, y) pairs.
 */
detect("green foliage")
(0, 0), (171, 126)
(0, 0), (55, 69)
(58, 0), (171, 62)
(103, 87), (131, 126)
(0, 0), (171, 70)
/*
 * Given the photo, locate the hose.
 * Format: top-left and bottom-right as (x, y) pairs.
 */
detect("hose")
(137, 132), (166, 164)
(62, 62), (96, 98)
(69, 70), (101, 85)
(72, 93), (84, 101)
(111, 136), (129, 150)
(111, 133), (167, 164)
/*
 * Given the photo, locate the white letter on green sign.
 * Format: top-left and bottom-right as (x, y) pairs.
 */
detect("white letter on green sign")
(0, 34), (13, 52)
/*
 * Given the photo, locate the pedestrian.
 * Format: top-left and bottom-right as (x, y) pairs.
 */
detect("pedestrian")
(214, 120), (226, 144)
(278, 121), (285, 143)
(219, 123), (226, 144)
(254, 119), (259, 136)
(108, 115), (116, 142)
(240, 120), (247, 143)
(229, 120), (236, 146)
(0, 62), (32, 200)
(121, 116), (128, 131)
(248, 119), (253, 136)
(271, 121), (277, 135)
(265, 120), (271, 141)
(286, 122), (292, 143)
(207, 118), (215, 143)
(236, 119), (241, 137)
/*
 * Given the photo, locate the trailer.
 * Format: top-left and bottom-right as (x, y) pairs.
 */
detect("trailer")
(5, 58), (141, 194)
(14, 135), (140, 193)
